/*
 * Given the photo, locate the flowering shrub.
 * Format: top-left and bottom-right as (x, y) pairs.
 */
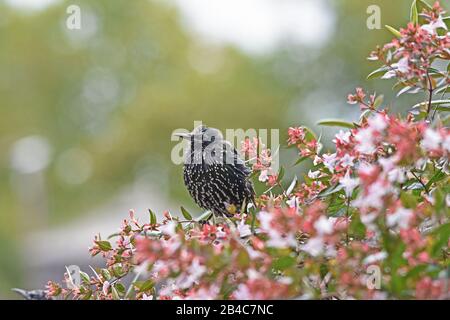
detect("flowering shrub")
(46, 1), (449, 300)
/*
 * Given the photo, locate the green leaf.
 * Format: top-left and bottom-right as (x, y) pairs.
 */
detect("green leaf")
(197, 210), (212, 222)
(367, 66), (389, 80)
(385, 25), (401, 38)
(400, 191), (418, 209)
(417, 0), (432, 11)
(410, 0), (418, 24)
(435, 85), (450, 95)
(411, 99), (450, 111)
(180, 206), (193, 220)
(115, 283), (126, 294)
(277, 166), (285, 182)
(444, 17), (450, 30)
(148, 209), (157, 225)
(286, 175), (297, 195)
(373, 95), (384, 109)
(101, 268), (112, 281)
(431, 223), (450, 257)
(303, 126), (317, 141)
(317, 184), (344, 198)
(349, 215), (366, 239)
(80, 271), (90, 283)
(293, 156), (309, 166)
(433, 188), (447, 216)
(316, 119), (356, 129)
(96, 240), (112, 251)
(134, 279), (154, 292)
(425, 170), (445, 190)
(273, 256), (296, 270)
(111, 286), (120, 300)
(237, 249), (250, 268)
(396, 86), (416, 97)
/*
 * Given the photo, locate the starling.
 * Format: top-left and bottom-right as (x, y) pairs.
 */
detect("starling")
(174, 126), (255, 217)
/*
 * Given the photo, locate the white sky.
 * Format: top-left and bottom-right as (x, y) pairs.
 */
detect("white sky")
(172, 0), (335, 54)
(4, 0), (335, 54)
(3, 0), (60, 11)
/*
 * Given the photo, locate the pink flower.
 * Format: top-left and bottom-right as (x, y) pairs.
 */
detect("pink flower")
(287, 127), (305, 145)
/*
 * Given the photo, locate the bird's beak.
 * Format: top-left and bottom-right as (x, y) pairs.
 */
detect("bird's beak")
(173, 132), (191, 139)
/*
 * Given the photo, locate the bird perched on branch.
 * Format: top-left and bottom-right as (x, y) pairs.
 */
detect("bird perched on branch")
(174, 126), (255, 218)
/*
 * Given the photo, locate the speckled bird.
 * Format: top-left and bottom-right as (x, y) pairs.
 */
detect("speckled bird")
(174, 126), (255, 217)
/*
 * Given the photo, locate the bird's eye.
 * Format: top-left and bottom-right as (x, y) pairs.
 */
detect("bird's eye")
(209, 135), (216, 143)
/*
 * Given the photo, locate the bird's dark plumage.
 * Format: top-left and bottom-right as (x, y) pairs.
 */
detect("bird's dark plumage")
(177, 126), (254, 217)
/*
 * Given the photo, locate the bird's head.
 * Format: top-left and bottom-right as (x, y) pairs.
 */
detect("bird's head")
(174, 125), (223, 148)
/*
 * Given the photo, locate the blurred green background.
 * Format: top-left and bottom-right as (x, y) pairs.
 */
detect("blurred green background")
(0, 0), (438, 298)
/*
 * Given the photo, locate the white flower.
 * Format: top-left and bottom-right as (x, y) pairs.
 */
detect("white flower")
(325, 243), (337, 257)
(237, 218), (252, 238)
(387, 207), (413, 229)
(340, 153), (355, 167)
(247, 246), (263, 259)
(313, 155), (322, 166)
(381, 70), (396, 79)
(334, 130), (351, 143)
(142, 293), (154, 300)
(322, 153), (337, 173)
(286, 196), (299, 208)
(314, 216), (334, 235)
(355, 128), (376, 154)
(177, 258), (206, 289)
(247, 269), (261, 280)
(396, 57), (409, 73)
(102, 281), (110, 295)
(365, 181), (388, 209)
(186, 286), (219, 300)
(159, 221), (177, 236)
(368, 113), (387, 132)
(257, 211), (272, 231)
(443, 135), (450, 153)
(258, 169), (269, 182)
(379, 156), (395, 172)
(339, 171), (359, 197)
(278, 276), (293, 285)
(387, 167), (406, 183)
(361, 212), (378, 230)
(421, 128), (442, 151)
(422, 16), (448, 34)
(363, 251), (388, 265)
(308, 170), (320, 179)
(361, 212), (377, 225)
(267, 230), (297, 248)
(354, 180), (388, 210)
(234, 284), (252, 300)
(301, 237), (324, 257)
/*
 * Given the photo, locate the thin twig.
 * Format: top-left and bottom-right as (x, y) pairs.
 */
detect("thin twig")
(410, 171), (429, 194)
(426, 71), (434, 121)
